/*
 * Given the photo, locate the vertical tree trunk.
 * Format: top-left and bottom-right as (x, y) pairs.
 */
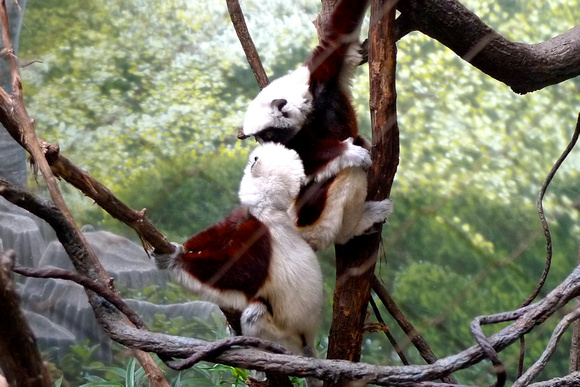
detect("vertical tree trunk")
(325, 0), (399, 385)
(0, 251), (53, 387)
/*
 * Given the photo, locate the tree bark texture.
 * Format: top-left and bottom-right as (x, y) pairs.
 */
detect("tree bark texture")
(396, 0), (580, 94)
(0, 250), (53, 387)
(325, 0), (399, 381)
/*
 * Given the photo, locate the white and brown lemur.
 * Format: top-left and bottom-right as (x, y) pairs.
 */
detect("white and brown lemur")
(155, 143), (323, 357)
(238, 0), (391, 251)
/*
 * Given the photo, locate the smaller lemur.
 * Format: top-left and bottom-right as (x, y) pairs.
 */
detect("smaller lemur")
(155, 143), (323, 357)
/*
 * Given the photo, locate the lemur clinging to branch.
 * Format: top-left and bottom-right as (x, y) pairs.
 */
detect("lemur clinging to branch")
(238, 0), (391, 251)
(155, 143), (323, 357)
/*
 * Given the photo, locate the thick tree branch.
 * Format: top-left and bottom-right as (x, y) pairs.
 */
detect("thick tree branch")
(0, 250), (53, 387)
(569, 245), (580, 372)
(514, 308), (580, 387)
(528, 372), (580, 387)
(396, 0), (580, 94)
(164, 336), (292, 370)
(81, 263), (580, 385)
(39, 140), (175, 255)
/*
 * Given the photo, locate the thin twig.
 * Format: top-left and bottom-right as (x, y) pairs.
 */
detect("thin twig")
(517, 113), (580, 378)
(226, 0), (269, 89)
(369, 296), (409, 365)
(517, 337), (525, 378)
(521, 114), (580, 308)
(371, 275), (457, 384)
(12, 264), (148, 331)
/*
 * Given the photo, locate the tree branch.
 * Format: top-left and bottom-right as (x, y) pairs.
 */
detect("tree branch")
(396, 0), (580, 94)
(164, 336), (292, 370)
(521, 113), (580, 307)
(39, 139), (175, 255)
(368, 296), (409, 366)
(12, 264), (148, 331)
(372, 275), (456, 384)
(326, 1), (400, 382)
(87, 263), (580, 385)
(226, 0), (269, 90)
(514, 308), (580, 387)
(0, 250), (53, 387)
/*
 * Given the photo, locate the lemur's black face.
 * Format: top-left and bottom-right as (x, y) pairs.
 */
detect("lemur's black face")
(255, 127), (298, 145)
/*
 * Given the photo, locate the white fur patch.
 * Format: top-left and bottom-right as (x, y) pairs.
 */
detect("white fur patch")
(257, 220), (323, 355)
(291, 167), (368, 250)
(338, 43), (363, 96)
(310, 137), (371, 183)
(152, 242), (185, 269)
(170, 268), (250, 312)
(239, 143), (306, 215)
(352, 199), (393, 237)
(241, 66), (313, 138)
(238, 144), (323, 355)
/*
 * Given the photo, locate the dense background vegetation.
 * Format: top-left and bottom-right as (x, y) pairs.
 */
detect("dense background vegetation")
(18, 0), (580, 384)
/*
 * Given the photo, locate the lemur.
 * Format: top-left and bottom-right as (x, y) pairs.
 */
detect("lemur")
(238, 0), (391, 251)
(154, 143), (323, 357)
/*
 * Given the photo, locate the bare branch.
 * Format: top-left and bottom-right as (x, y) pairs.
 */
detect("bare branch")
(38, 139), (175, 255)
(396, 0), (580, 94)
(514, 308), (580, 387)
(528, 372), (580, 387)
(369, 296), (409, 365)
(226, 0), (269, 89)
(372, 275), (456, 384)
(0, 0), (21, 100)
(165, 336), (292, 370)
(569, 244), (580, 372)
(470, 309), (533, 387)
(12, 264), (148, 330)
(521, 113), (580, 307)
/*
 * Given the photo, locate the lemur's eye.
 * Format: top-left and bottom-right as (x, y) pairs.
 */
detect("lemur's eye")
(251, 156), (259, 171)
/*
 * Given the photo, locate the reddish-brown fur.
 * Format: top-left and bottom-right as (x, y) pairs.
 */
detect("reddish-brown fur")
(305, 0), (369, 87)
(294, 176), (336, 227)
(287, 0), (369, 226)
(179, 207), (271, 299)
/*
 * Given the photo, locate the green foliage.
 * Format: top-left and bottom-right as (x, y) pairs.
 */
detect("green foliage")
(51, 340), (250, 386)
